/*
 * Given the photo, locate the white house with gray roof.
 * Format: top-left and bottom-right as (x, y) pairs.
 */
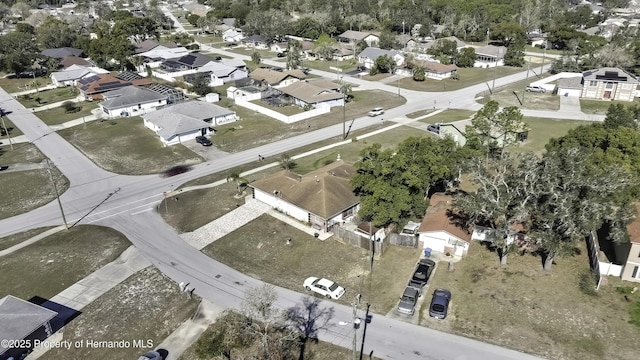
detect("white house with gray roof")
(278, 80), (345, 109)
(143, 101), (237, 146)
(99, 86), (168, 118)
(357, 47), (405, 69)
(50, 64), (109, 87)
(581, 67), (639, 101)
(194, 61), (248, 86)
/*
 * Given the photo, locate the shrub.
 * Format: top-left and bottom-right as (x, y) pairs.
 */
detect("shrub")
(617, 286), (634, 295)
(578, 270), (598, 296)
(61, 101), (77, 113)
(629, 300), (640, 327)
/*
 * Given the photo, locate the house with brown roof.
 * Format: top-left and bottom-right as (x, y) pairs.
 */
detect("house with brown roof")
(417, 193), (470, 256)
(277, 80), (344, 109)
(338, 30), (380, 47)
(249, 161), (359, 233)
(249, 68), (306, 88)
(407, 60), (458, 80)
(77, 73), (153, 100)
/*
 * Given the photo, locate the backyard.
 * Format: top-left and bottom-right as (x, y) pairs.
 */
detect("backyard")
(17, 87), (79, 108)
(398, 66), (526, 92)
(424, 242), (640, 360)
(58, 117), (203, 175)
(511, 117), (590, 154)
(36, 101), (99, 126)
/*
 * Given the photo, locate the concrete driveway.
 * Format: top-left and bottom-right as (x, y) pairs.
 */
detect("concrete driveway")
(559, 95), (582, 113)
(183, 139), (231, 161)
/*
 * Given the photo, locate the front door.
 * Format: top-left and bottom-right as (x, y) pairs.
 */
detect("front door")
(604, 91), (612, 99)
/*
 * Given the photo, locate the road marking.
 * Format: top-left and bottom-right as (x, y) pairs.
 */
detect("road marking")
(131, 208), (154, 216)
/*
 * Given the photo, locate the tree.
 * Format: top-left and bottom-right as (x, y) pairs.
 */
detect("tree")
(295, 17), (321, 39)
(313, 33), (336, 60)
(503, 35), (526, 67)
(226, 172), (248, 195)
(186, 13), (200, 26)
(251, 50), (261, 65)
(285, 297), (334, 360)
(378, 29), (399, 50)
(279, 153), (296, 170)
(37, 17), (76, 49)
(14, 22), (35, 35)
(189, 74), (212, 96)
(113, 16), (160, 42)
(285, 41), (302, 70)
(372, 54), (396, 74)
(339, 82), (353, 100)
(464, 101), (528, 157)
(490, 21), (525, 47)
(0, 31), (40, 74)
(456, 47), (476, 67)
(427, 38), (457, 62)
(243, 8), (291, 41)
(412, 66), (425, 81)
(604, 103), (637, 129)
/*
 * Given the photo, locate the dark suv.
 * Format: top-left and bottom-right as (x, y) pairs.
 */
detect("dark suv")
(408, 258), (436, 296)
(196, 136), (212, 146)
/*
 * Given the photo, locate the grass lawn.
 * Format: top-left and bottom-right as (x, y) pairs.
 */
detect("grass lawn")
(360, 73), (392, 81)
(579, 99), (639, 114)
(0, 226), (56, 251)
(510, 117), (590, 154)
(1, 116), (23, 137)
(0, 76), (51, 93)
(194, 35), (222, 44)
(17, 87), (78, 108)
(212, 90), (406, 153)
(423, 243), (640, 360)
(42, 267), (200, 360)
(476, 75), (559, 110)
(226, 47), (275, 60)
(0, 225), (131, 300)
(302, 59), (359, 73)
(406, 109), (435, 119)
(418, 109), (476, 124)
(399, 66), (525, 92)
(36, 101), (99, 126)
(525, 45), (563, 55)
(202, 214), (421, 314)
(58, 117), (203, 175)
(249, 99), (305, 115)
(0, 143), (55, 221)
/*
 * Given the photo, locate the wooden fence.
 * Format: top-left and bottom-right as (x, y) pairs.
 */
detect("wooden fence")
(388, 233), (420, 248)
(333, 226), (387, 256)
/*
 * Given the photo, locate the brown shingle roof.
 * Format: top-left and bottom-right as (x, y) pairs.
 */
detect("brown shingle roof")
(250, 161), (359, 219)
(418, 193), (470, 241)
(250, 68), (307, 85)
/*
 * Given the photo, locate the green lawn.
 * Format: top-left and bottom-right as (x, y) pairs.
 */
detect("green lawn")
(511, 117), (592, 154)
(0, 116), (23, 137)
(226, 47), (276, 60)
(579, 99), (639, 114)
(58, 117), (203, 175)
(302, 59), (359, 74)
(0, 226), (57, 251)
(418, 109), (476, 124)
(0, 225), (131, 300)
(476, 75), (559, 110)
(17, 87), (79, 108)
(36, 101), (99, 126)
(525, 45), (564, 55)
(0, 76), (51, 93)
(399, 66), (526, 92)
(406, 109), (435, 119)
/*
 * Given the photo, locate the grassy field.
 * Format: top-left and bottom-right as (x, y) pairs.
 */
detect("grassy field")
(42, 267), (200, 360)
(302, 59), (359, 74)
(476, 75), (559, 110)
(424, 242), (640, 360)
(406, 109), (435, 119)
(418, 109), (476, 124)
(58, 117), (203, 175)
(0, 225), (131, 300)
(249, 99), (305, 115)
(212, 90), (406, 153)
(0, 76), (51, 93)
(0, 116), (23, 137)
(511, 117), (590, 154)
(36, 101), (99, 126)
(225, 47), (276, 60)
(579, 99), (639, 114)
(398, 66), (525, 92)
(17, 87), (78, 108)
(0, 144), (68, 219)
(202, 214), (421, 314)
(0, 226), (56, 251)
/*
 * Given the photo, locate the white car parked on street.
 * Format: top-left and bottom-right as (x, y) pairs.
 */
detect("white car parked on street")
(303, 277), (345, 299)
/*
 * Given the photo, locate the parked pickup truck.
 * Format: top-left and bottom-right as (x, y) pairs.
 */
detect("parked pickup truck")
(408, 258), (436, 296)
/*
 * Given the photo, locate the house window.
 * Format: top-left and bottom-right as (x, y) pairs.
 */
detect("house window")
(606, 82), (613, 89)
(633, 265), (639, 279)
(589, 81), (597, 86)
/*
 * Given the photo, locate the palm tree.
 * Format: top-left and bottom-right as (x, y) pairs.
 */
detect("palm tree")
(227, 172), (248, 195)
(340, 83), (353, 101)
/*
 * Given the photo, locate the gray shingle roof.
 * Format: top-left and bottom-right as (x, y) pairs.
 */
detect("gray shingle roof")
(0, 295), (58, 353)
(582, 67), (638, 84)
(279, 81), (343, 104)
(143, 101), (235, 139)
(101, 86), (168, 110)
(41, 47), (83, 59)
(357, 47), (401, 60)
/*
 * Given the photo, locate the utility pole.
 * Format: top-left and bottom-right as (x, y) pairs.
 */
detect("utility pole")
(342, 92), (346, 139)
(491, 48), (500, 93)
(1, 114), (13, 150)
(352, 294), (361, 360)
(46, 159), (68, 229)
(540, 44), (546, 75)
(522, 58), (531, 107)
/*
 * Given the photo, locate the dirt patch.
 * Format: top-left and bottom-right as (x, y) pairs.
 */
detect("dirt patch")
(0, 225), (131, 300)
(424, 242), (640, 360)
(42, 267), (200, 360)
(0, 168), (68, 220)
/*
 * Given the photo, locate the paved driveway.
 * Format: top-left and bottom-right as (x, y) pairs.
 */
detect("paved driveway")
(559, 95), (582, 113)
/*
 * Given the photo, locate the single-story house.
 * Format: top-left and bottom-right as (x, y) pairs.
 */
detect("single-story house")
(411, 60), (458, 80)
(99, 85), (168, 118)
(278, 80), (344, 109)
(137, 46), (191, 65)
(271, 41), (289, 54)
(187, 61), (248, 86)
(332, 45), (354, 61)
(338, 30), (379, 47)
(557, 76), (583, 97)
(581, 67), (639, 101)
(77, 73), (153, 100)
(50, 64), (109, 87)
(438, 119), (528, 148)
(143, 100), (237, 145)
(357, 47), (405, 69)
(41, 47), (83, 59)
(473, 45), (506, 68)
(249, 160), (359, 233)
(221, 59), (248, 71)
(222, 28), (244, 43)
(418, 193), (470, 257)
(619, 206), (640, 283)
(300, 40), (317, 60)
(59, 55), (92, 69)
(396, 34), (418, 51)
(0, 295), (58, 360)
(182, 2), (209, 17)
(241, 34), (269, 49)
(249, 68), (306, 88)
(161, 52), (217, 72)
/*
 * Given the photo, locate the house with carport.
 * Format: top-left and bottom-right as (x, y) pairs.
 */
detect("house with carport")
(418, 193), (470, 257)
(142, 100), (237, 146)
(99, 86), (168, 118)
(0, 295), (58, 360)
(249, 160), (360, 233)
(186, 61), (248, 86)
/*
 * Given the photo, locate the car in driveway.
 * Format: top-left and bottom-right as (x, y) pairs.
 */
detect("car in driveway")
(429, 288), (451, 319)
(303, 277), (345, 299)
(138, 350), (163, 360)
(397, 286), (419, 315)
(408, 258), (436, 296)
(525, 85), (546, 93)
(195, 135), (212, 146)
(368, 107), (384, 116)
(160, 165), (191, 178)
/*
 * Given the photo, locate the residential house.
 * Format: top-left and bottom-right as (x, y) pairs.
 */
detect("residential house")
(0, 295), (58, 360)
(300, 40), (317, 60)
(473, 45), (507, 68)
(278, 80), (344, 109)
(50, 64), (109, 87)
(357, 47), (405, 69)
(137, 46), (191, 69)
(338, 30), (379, 47)
(241, 34), (269, 49)
(271, 41), (289, 54)
(557, 76), (583, 97)
(77, 73), (153, 100)
(411, 60), (458, 80)
(396, 34), (417, 51)
(249, 68), (306, 88)
(187, 61), (248, 86)
(438, 119), (528, 148)
(619, 207), (640, 283)
(222, 28), (244, 43)
(99, 85), (168, 118)
(417, 193), (470, 257)
(134, 40), (177, 54)
(161, 52), (217, 72)
(182, 2), (209, 17)
(332, 45), (354, 61)
(143, 100), (237, 145)
(59, 56), (92, 69)
(581, 67), (639, 101)
(249, 160), (360, 233)
(41, 47), (83, 59)
(221, 59), (248, 71)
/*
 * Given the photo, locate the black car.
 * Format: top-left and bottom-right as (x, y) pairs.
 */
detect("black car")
(195, 136), (212, 147)
(429, 288), (451, 319)
(161, 165), (191, 178)
(408, 258), (436, 296)
(0, 165), (8, 171)
(277, 52), (286, 58)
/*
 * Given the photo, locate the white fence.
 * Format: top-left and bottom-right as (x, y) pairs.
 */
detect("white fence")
(234, 99), (330, 124)
(599, 261), (623, 276)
